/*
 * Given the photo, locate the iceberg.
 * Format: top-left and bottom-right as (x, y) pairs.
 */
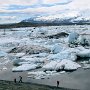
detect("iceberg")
(51, 44), (63, 54)
(56, 60), (81, 70)
(0, 51), (7, 57)
(43, 61), (57, 71)
(15, 53), (25, 57)
(43, 60), (81, 71)
(68, 32), (79, 44)
(77, 49), (90, 58)
(47, 49), (77, 61)
(20, 56), (44, 63)
(28, 71), (47, 79)
(12, 64), (38, 72)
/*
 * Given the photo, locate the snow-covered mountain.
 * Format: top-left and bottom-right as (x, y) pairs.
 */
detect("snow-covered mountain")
(21, 10), (90, 24)
(21, 0), (90, 24)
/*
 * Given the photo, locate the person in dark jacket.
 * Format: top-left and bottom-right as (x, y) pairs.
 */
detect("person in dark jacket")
(14, 78), (17, 83)
(57, 81), (59, 87)
(19, 76), (22, 83)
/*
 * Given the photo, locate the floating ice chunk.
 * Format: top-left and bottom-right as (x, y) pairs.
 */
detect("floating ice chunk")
(68, 32), (79, 44)
(12, 31), (29, 38)
(75, 46), (85, 51)
(42, 61), (57, 70)
(0, 37), (19, 44)
(48, 50), (77, 61)
(78, 35), (89, 46)
(28, 71), (58, 79)
(83, 64), (90, 69)
(3, 67), (7, 70)
(20, 56), (44, 63)
(0, 51), (7, 57)
(12, 64), (38, 72)
(28, 71), (46, 79)
(51, 44), (63, 54)
(46, 71), (57, 74)
(28, 71), (46, 75)
(60, 71), (66, 74)
(43, 59), (81, 71)
(34, 53), (48, 57)
(64, 61), (81, 70)
(77, 49), (90, 58)
(15, 53), (25, 57)
(55, 60), (81, 70)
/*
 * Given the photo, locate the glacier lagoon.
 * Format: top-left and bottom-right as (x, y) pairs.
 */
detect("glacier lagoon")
(0, 25), (90, 90)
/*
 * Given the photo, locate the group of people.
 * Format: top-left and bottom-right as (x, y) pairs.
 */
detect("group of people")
(14, 76), (22, 83)
(14, 76), (60, 88)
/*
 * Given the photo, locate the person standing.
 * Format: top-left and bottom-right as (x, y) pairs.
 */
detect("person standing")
(19, 76), (22, 83)
(57, 81), (59, 87)
(14, 78), (17, 83)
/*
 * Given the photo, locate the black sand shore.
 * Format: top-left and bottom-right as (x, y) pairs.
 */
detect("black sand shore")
(0, 80), (78, 90)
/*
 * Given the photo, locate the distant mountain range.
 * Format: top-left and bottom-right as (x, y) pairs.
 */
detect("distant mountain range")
(21, 10), (90, 24)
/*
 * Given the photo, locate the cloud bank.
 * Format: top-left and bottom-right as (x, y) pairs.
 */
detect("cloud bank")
(0, 0), (90, 24)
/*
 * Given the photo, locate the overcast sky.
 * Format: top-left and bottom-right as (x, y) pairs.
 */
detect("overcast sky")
(0, 0), (90, 24)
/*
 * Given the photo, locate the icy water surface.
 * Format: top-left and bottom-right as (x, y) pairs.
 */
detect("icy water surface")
(0, 25), (90, 90)
(0, 25), (90, 71)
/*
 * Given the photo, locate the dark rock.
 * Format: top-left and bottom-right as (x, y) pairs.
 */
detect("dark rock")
(46, 32), (69, 39)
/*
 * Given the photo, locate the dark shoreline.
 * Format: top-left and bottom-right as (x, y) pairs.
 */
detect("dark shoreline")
(0, 80), (78, 90)
(0, 22), (90, 29)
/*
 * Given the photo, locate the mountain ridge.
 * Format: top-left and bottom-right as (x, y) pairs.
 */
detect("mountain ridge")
(21, 10), (90, 24)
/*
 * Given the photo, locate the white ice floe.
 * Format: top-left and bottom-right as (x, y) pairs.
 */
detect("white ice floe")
(12, 64), (38, 71)
(43, 61), (57, 70)
(59, 71), (66, 74)
(47, 49), (77, 61)
(45, 71), (59, 76)
(0, 37), (19, 44)
(43, 60), (81, 71)
(78, 35), (90, 46)
(75, 46), (85, 51)
(77, 49), (90, 58)
(0, 67), (7, 71)
(28, 71), (46, 79)
(50, 46), (89, 61)
(51, 44), (63, 54)
(45, 71), (57, 75)
(28, 71), (46, 75)
(33, 53), (48, 58)
(83, 64), (90, 69)
(68, 32), (79, 44)
(12, 31), (30, 38)
(15, 53), (25, 57)
(20, 56), (44, 63)
(28, 71), (59, 79)
(2, 67), (7, 70)
(55, 60), (81, 70)
(0, 51), (7, 57)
